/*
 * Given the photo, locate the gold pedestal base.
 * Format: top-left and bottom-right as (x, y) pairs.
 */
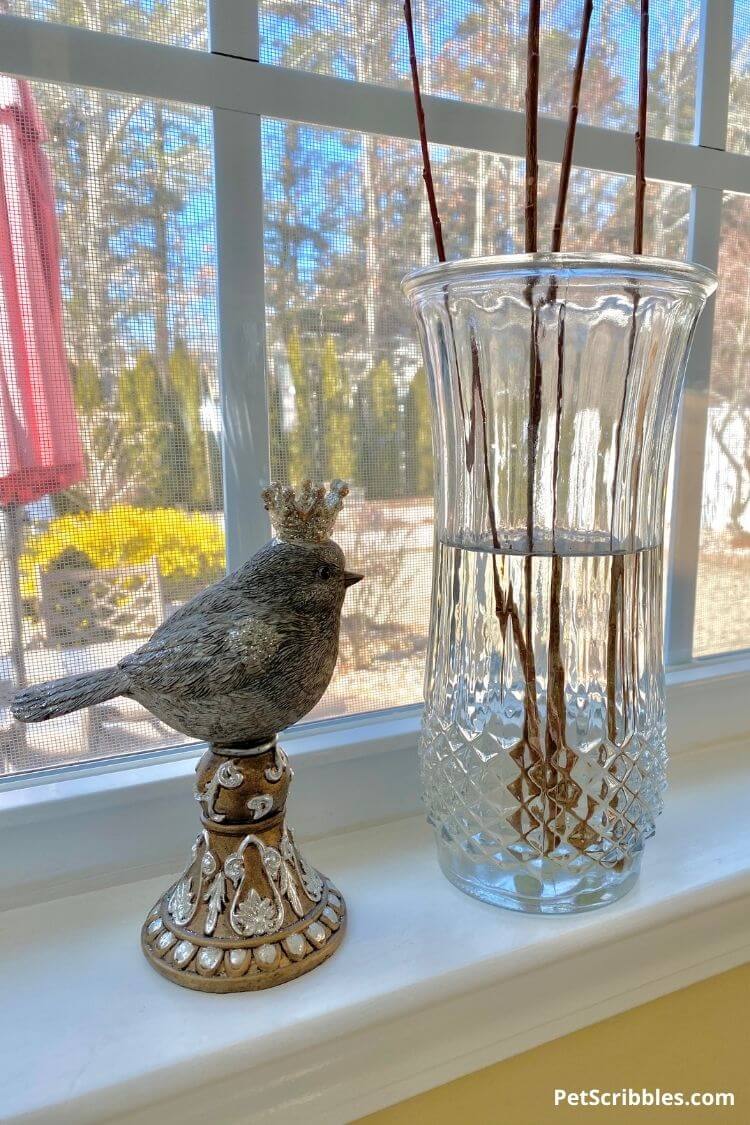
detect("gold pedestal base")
(141, 740), (346, 993)
(141, 881), (346, 993)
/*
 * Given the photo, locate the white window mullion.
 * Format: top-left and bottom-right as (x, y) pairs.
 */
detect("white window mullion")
(209, 0), (259, 61)
(666, 186), (724, 664)
(209, 0), (270, 570)
(665, 0), (734, 665)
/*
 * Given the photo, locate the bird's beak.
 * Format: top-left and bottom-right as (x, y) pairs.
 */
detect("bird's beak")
(344, 570), (364, 587)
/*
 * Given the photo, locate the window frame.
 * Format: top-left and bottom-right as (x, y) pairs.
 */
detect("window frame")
(0, 0), (746, 793)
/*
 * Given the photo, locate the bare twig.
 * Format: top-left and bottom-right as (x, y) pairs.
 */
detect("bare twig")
(525, 0), (541, 252)
(552, 0), (594, 251)
(547, 3), (596, 802)
(526, 312), (542, 551)
(403, 0), (445, 262)
(520, 0), (544, 772)
(469, 331), (540, 745)
(606, 553), (624, 742)
(524, 0), (542, 557)
(633, 0), (650, 254)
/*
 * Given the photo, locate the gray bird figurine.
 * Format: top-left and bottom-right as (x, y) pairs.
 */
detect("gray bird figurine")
(12, 479), (362, 746)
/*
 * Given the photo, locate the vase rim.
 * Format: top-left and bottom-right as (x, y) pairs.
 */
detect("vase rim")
(402, 251), (717, 299)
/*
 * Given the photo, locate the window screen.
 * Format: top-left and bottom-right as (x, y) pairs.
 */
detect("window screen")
(7, 0), (208, 50)
(262, 118), (690, 720)
(259, 0), (698, 143)
(694, 191), (750, 657)
(728, 2), (750, 154)
(0, 75), (220, 775)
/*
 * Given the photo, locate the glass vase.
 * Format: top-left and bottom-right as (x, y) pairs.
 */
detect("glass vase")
(403, 253), (716, 915)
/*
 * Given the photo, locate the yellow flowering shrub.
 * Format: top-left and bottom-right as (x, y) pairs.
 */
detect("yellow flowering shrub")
(21, 506), (225, 603)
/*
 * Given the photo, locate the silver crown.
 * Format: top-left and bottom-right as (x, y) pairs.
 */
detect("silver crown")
(262, 479), (350, 544)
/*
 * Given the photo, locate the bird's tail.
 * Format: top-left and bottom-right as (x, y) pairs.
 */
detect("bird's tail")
(11, 667), (129, 723)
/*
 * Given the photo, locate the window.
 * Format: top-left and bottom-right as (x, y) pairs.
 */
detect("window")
(0, 0), (747, 778)
(0, 73), (220, 773)
(729, 1), (749, 152)
(259, 0), (699, 141)
(7, 0), (208, 49)
(694, 192), (750, 656)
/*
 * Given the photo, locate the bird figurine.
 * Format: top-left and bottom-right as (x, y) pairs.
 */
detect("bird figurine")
(12, 478), (362, 746)
(13, 480), (361, 993)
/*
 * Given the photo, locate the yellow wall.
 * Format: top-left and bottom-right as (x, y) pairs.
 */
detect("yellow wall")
(360, 963), (749, 1124)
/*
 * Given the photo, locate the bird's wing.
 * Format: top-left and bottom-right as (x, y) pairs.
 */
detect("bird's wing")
(146, 573), (242, 643)
(119, 612), (281, 698)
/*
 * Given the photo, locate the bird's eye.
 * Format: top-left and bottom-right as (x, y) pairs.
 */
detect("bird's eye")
(317, 564), (333, 581)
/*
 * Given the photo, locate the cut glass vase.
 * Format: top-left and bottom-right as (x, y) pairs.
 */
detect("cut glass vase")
(403, 253), (716, 915)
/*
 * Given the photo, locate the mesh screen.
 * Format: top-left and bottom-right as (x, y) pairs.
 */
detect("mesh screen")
(0, 75), (220, 776)
(6, 0), (207, 49)
(262, 118), (690, 720)
(259, 0), (698, 143)
(694, 191), (750, 657)
(728, 2), (750, 154)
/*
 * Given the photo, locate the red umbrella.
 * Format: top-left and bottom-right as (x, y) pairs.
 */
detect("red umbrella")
(0, 75), (85, 697)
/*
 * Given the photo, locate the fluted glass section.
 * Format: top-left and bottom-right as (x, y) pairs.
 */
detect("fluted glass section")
(404, 253), (715, 914)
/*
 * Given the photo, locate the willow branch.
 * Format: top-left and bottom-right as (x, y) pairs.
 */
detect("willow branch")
(403, 0), (445, 262)
(525, 0), (541, 252)
(633, 0), (650, 254)
(551, 0), (594, 252)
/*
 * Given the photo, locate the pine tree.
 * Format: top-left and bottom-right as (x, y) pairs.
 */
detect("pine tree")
(169, 341), (211, 509)
(287, 327), (314, 483)
(267, 362), (287, 482)
(118, 347), (197, 511)
(161, 383), (193, 509)
(72, 361), (103, 416)
(320, 335), (354, 481)
(117, 351), (179, 506)
(404, 367), (433, 496)
(360, 359), (401, 500)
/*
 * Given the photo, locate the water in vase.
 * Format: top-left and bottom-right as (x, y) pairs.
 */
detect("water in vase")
(422, 535), (665, 914)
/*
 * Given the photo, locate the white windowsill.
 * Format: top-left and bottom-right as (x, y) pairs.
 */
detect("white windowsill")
(1, 655), (749, 908)
(1, 739), (749, 1125)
